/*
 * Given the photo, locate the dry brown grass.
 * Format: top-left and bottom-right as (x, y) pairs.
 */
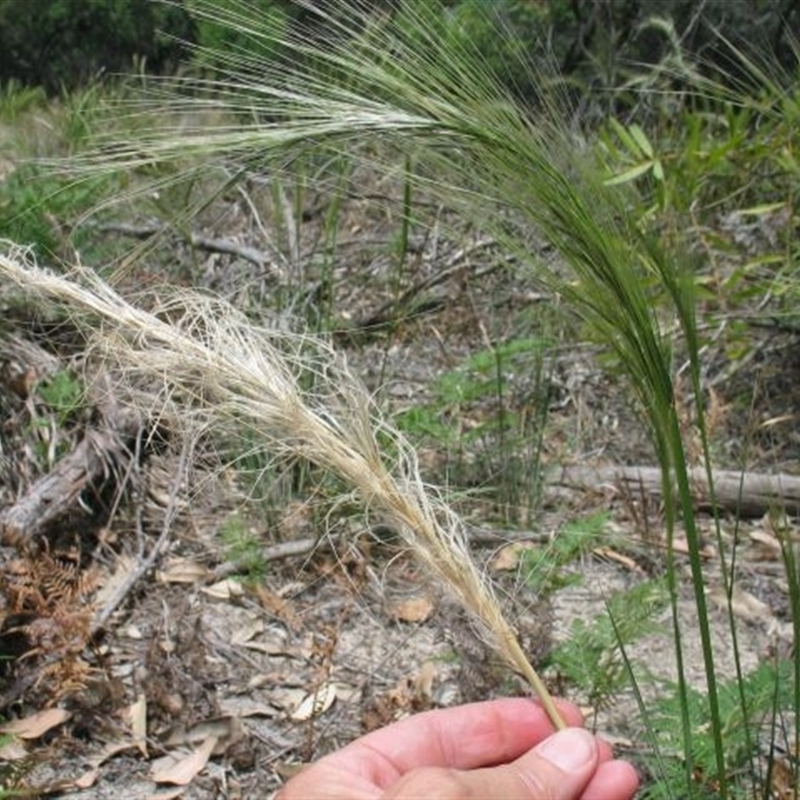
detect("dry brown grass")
(0, 246), (565, 729)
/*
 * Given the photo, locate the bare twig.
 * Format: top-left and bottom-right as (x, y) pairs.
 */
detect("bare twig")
(92, 442), (191, 631)
(354, 237), (500, 331)
(0, 405), (143, 547)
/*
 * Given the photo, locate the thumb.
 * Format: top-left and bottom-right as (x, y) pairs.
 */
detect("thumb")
(513, 727), (600, 798)
(382, 727), (599, 800)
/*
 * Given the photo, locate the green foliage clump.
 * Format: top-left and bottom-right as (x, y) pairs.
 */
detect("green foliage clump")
(0, 166), (116, 260)
(643, 659), (796, 799)
(598, 50), (800, 374)
(548, 579), (668, 714)
(0, 79), (45, 121)
(37, 370), (85, 424)
(522, 511), (612, 594)
(219, 513), (266, 582)
(31, 369), (87, 466)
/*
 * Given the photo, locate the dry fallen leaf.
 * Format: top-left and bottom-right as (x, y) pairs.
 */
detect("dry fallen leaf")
(124, 624), (144, 640)
(157, 557), (209, 585)
(219, 697), (280, 719)
(73, 769), (100, 790)
(230, 613), (266, 646)
(202, 578), (245, 600)
(0, 708), (70, 739)
(127, 694), (148, 757)
(749, 528), (782, 560)
(91, 740), (138, 768)
(290, 684), (337, 721)
(163, 716), (244, 756)
(151, 736), (218, 786)
(707, 585), (774, 624)
(390, 596), (434, 623)
(593, 546), (643, 573)
(271, 687), (308, 713)
(671, 535), (715, 559)
(491, 541), (536, 571)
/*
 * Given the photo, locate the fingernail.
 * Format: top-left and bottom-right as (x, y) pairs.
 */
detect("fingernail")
(535, 728), (595, 772)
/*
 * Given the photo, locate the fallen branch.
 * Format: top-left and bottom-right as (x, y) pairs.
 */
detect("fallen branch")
(0, 403), (143, 547)
(211, 523), (554, 578)
(549, 464), (800, 517)
(95, 221), (283, 281)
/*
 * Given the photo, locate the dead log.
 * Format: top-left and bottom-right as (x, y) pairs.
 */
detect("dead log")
(0, 406), (144, 547)
(548, 464), (800, 517)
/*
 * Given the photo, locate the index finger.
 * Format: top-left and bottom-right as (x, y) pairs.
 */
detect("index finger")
(332, 698), (585, 788)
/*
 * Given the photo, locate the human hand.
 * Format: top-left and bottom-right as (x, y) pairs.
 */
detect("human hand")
(276, 697), (639, 799)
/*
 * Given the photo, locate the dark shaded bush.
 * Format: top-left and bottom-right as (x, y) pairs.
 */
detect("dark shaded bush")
(550, 0), (799, 84)
(435, 0), (798, 111)
(0, 0), (195, 92)
(0, 0), (796, 102)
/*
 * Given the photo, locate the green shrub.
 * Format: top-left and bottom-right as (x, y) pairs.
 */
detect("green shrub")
(0, 79), (45, 122)
(643, 660), (796, 798)
(548, 579), (668, 717)
(0, 165), (116, 259)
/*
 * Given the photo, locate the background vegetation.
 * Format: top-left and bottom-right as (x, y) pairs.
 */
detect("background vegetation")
(0, 1), (799, 798)
(1, 0), (797, 95)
